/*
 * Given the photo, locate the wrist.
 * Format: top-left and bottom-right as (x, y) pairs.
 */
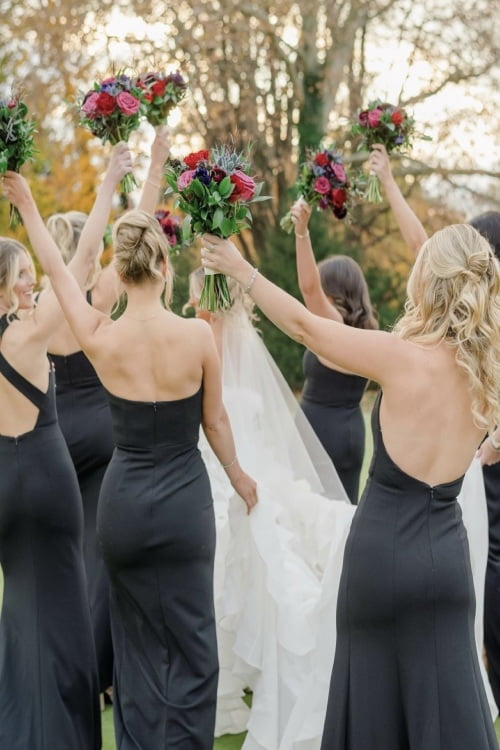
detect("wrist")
(295, 228), (309, 240)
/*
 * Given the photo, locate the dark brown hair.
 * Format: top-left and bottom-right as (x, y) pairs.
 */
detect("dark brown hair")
(318, 255), (378, 330)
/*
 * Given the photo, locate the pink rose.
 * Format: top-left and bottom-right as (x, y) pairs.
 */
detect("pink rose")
(116, 92), (141, 115)
(367, 108), (382, 127)
(81, 92), (99, 116)
(178, 169), (196, 190)
(314, 176), (331, 195)
(332, 163), (347, 183)
(228, 170), (256, 202)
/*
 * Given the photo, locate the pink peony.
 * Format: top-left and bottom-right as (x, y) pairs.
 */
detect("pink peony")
(228, 170), (256, 202)
(178, 169), (196, 190)
(332, 163), (347, 183)
(81, 92), (99, 115)
(314, 176), (331, 195)
(116, 92), (141, 115)
(367, 108), (382, 127)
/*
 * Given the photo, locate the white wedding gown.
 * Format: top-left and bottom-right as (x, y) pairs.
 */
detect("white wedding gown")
(200, 305), (497, 749)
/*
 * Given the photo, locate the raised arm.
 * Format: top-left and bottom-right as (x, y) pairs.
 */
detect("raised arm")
(291, 198), (343, 322)
(198, 319), (258, 514)
(201, 234), (409, 386)
(369, 144), (428, 257)
(138, 126), (171, 215)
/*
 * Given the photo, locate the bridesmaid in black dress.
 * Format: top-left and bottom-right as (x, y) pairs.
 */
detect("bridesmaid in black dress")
(200, 223), (500, 749)
(45, 130), (170, 695)
(7, 181), (259, 749)
(291, 199), (377, 502)
(0, 228), (111, 746)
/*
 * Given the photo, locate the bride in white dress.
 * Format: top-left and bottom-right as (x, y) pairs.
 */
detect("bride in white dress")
(185, 267), (496, 749)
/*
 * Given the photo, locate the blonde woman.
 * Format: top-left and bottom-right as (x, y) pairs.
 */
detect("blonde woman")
(4, 172), (257, 750)
(0, 144), (131, 750)
(200, 225), (500, 749)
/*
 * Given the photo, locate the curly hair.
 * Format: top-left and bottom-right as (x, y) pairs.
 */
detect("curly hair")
(318, 255), (378, 330)
(0, 238), (34, 320)
(113, 210), (173, 307)
(394, 224), (500, 431)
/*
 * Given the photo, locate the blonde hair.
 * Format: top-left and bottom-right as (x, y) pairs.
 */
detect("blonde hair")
(184, 266), (257, 322)
(46, 211), (101, 290)
(113, 210), (173, 307)
(0, 239), (35, 319)
(394, 224), (500, 430)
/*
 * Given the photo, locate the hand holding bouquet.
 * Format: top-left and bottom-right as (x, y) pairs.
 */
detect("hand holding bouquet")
(0, 93), (36, 226)
(165, 143), (268, 311)
(280, 146), (356, 233)
(350, 100), (430, 203)
(155, 209), (183, 254)
(77, 73), (143, 193)
(136, 71), (188, 126)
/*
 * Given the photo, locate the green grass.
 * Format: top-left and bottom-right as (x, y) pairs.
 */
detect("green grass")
(2, 392), (500, 748)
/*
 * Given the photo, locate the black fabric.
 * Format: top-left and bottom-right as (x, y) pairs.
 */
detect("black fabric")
(321, 392), (497, 750)
(300, 349), (367, 503)
(97, 386), (218, 749)
(0, 317), (101, 750)
(482, 462), (500, 711)
(50, 349), (115, 691)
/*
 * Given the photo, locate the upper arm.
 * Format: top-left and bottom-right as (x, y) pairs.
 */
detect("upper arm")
(302, 287), (343, 322)
(198, 322), (224, 426)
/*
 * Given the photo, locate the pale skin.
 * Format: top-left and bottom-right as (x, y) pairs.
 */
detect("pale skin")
(370, 143), (500, 466)
(3, 174), (257, 514)
(200, 233), (486, 489)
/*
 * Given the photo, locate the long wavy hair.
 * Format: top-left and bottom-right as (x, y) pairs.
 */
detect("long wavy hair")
(394, 224), (500, 431)
(0, 239), (35, 320)
(46, 211), (101, 290)
(318, 255), (378, 330)
(113, 210), (173, 307)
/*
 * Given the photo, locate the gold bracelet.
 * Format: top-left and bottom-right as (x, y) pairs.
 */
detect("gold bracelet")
(490, 434), (500, 451)
(222, 455), (237, 470)
(146, 178), (161, 188)
(244, 267), (259, 294)
(295, 229), (310, 239)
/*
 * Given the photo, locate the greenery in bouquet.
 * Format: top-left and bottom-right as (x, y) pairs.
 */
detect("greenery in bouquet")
(280, 146), (360, 233)
(165, 144), (269, 311)
(350, 100), (430, 203)
(155, 209), (184, 254)
(76, 73), (143, 193)
(0, 93), (37, 227)
(136, 71), (188, 126)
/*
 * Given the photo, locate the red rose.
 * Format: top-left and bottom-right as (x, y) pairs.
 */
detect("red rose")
(95, 92), (116, 116)
(391, 109), (404, 126)
(184, 150), (210, 169)
(211, 167), (226, 183)
(152, 80), (166, 98)
(331, 188), (347, 208)
(358, 110), (369, 126)
(315, 153), (329, 167)
(116, 92), (141, 115)
(228, 170), (256, 202)
(367, 108), (382, 128)
(314, 176), (331, 195)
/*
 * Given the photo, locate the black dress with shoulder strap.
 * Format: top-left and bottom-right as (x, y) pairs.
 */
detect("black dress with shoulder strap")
(320, 392), (497, 749)
(0, 315), (101, 750)
(50, 291), (114, 692)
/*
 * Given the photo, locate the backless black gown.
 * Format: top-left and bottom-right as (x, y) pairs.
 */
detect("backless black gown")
(50, 346), (114, 692)
(482, 461), (500, 711)
(0, 316), (101, 750)
(321, 392), (497, 749)
(97, 386), (218, 749)
(301, 349), (367, 503)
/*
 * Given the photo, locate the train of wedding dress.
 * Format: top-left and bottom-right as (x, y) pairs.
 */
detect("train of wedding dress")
(199, 301), (496, 749)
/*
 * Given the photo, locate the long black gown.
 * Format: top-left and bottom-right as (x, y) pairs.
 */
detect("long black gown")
(0, 316), (101, 750)
(97, 386), (218, 749)
(301, 349), (367, 503)
(321, 393), (497, 749)
(482, 462), (500, 711)
(50, 347), (114, 692)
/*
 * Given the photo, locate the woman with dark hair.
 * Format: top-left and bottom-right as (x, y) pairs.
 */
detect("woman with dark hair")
(4, 171), (258, 750)
(291, 199), (378, 502)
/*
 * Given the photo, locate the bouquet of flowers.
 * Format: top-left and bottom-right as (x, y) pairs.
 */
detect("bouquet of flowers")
(136, 71), (188, 126)
(280, 146), (357, 233)
(77, 73), (143, 193)
(155, 209), (183, 254)
(350, 100), (430, 203)
(0, 93), (36, 226)
(165, 143), (268, 311)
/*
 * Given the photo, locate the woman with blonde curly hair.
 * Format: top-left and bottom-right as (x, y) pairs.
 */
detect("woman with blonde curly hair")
(200, 222), (500, 749)
(4, 171), (258, 750)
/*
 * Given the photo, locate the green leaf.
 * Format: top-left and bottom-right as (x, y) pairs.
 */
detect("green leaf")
(211, 208), (224, 229)
(220, 217), (236, 237)
(218, 176), (234, 198)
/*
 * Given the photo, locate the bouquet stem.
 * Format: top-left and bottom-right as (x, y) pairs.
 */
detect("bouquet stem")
(9, 204), (22, 228)
(365, 173), (383, 204)
(199, 271), (232, 312)
(120, 171), (137, 194)
(279, 210), (295, 234)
